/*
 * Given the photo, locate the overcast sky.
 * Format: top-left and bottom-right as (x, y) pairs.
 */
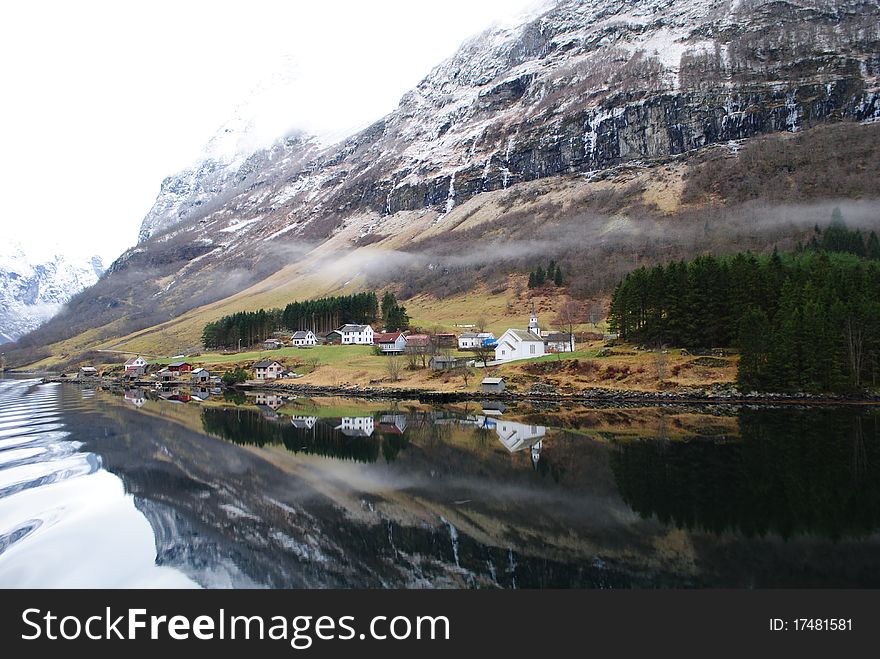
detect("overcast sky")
(0, 0), (542, 264)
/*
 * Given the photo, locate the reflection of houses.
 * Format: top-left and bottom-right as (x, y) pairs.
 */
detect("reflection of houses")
(335, 416), (375, 437)
(291, 330), (317, 347)
(378, 414), (408, 435)
(124, 389), (146, 407)
(338, 324), (374, 345)
(191, 387), (212, 402)
(124, 356), (147, 373)
(253, 360), (284, 380)
(493, 419), (546, 453)
(254, 393), (285, 410)
(291, 416), (318, 429)
(374, 332), (406, 354)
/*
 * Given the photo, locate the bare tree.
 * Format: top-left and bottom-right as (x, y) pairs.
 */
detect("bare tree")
(474, 343), (495, 367)
(386, 355), (403, 382)
(475, 316), (488, 333)
(587, 300), (603, 329)
(554, 300), (583, 353)
(844, 315), (865, 387)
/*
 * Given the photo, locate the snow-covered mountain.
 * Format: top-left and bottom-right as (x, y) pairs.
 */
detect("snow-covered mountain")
(0, 246), (104, 344)
(5, 0), (880, 363)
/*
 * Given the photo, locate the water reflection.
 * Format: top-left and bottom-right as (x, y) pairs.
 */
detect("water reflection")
(3, 380), (880, 588)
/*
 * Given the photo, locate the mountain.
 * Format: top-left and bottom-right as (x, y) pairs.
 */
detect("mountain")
(0, 246), (104, 344)
(6, 0), (880, 365)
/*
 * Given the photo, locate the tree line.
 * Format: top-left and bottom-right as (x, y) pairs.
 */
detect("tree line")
(609, 244), (880, 393)
(202, 292), (381, 350)
(528, 259), (563, 288)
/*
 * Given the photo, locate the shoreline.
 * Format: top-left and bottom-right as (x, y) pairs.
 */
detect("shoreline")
(21, 374), (880, 406)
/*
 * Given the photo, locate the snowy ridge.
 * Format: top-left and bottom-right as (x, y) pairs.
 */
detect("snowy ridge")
(0, 244), (104, 343)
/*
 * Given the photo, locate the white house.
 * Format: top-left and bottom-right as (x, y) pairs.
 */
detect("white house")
(191, 367), (211, 383)
(338, 324), (374, 345)
(291, 330), (317, 347)
(544, 332), (576, 353)
(124, 356), (147, 373)
(494, 306), (545, 362)
(458, 332), (497, 349)
(374, 331), (407, 354)
(253, 359), (284, 380)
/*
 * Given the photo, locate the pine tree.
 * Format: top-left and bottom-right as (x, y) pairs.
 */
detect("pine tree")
(535, 266), (546, 286)
(528, 271), (536, 288)
(553, 265), (563, 286)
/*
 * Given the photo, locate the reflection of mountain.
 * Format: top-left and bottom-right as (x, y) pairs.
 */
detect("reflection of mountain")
(611, 408), (880, 540)
(78, 390), (880, 588)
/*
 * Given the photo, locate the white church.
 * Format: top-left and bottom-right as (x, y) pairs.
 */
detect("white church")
(494, 305), (546, 362)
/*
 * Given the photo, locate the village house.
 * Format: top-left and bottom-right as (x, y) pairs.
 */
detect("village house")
(494, 306), (545, 362)
(544, 332), (576, 353)
(374, 331), (407, 354)
(291, 330), (317, 347)
(79, 366), (98, 378)
(323, 330), (342, 344)
(337, 324), (374, 345)
(191, 367), (211, 383)
(123, 366), (146, 380)
(435, 332), (457, 348)
(404, 334), (430, 351)
(459, 332), (496, 349)
(124, 356), (147, 373)
(262, 338), (284, 350)
(429, 355), (467, 371)
(481, 376), (506, 393)
(167, 361), (193, 376)
(253, 359), (284, 380)
(157, 368), (175, 383)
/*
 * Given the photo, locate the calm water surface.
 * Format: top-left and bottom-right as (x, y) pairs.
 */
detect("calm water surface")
(1, 376), (879, 588)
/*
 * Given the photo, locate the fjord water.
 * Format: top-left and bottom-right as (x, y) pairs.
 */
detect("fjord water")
(1, 377), (880, 588)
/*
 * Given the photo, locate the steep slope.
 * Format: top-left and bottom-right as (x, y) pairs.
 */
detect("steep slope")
(0, 246), (103, 344)
(7, 0), (880, 365)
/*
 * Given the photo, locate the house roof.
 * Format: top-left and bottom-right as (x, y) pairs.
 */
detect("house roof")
(291, 331), (312, 339)
(339, 324), (371, 333)
(264, 338), (283, 343)
(374, 332), (403, 343)
(431, 355), (457, 362)
(503, 329), (543, 343)
(80, 366), (97, 372)
(481, 377), (505, 385)
(405, 334), (429, 346)
(168, 361), (191, 368)
(124, 357), (142, 366)
(436, 332), (456, 337)
(544, 332), (573, 342)
(459, 332), (478, 339)
(191, 368), (208, 375)
(253, 360), (282, 368)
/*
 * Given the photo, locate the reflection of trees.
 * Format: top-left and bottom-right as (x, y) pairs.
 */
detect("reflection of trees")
(610, 408), (880, 540)
(202, 408), (397, 464)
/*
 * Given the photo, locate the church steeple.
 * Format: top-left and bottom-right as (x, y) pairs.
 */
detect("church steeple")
(529, 303), (540, 336)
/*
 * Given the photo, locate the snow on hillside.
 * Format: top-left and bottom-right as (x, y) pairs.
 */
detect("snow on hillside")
(0, 244), (104, 344)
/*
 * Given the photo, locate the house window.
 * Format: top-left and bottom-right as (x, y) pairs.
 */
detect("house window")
(530, 344), (536, 354)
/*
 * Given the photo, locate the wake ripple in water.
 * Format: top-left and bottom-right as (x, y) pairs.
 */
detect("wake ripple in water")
(0, 378), (197, 587)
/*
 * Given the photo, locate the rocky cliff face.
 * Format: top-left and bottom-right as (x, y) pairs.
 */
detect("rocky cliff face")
(8, 0), (880, 359)
(137, 0), (880, 244)
(0, 246), (104, 344)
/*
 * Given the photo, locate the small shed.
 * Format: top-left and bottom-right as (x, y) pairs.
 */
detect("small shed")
(79, 366), (98, 378)
(481, 376), (506, 393)
(263, 338), (284, 350)
(191, 367), (211, 383)
(429, 355), (460, 371)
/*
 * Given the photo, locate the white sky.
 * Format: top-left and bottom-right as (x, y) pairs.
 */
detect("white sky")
(0, 0), (542, 265)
